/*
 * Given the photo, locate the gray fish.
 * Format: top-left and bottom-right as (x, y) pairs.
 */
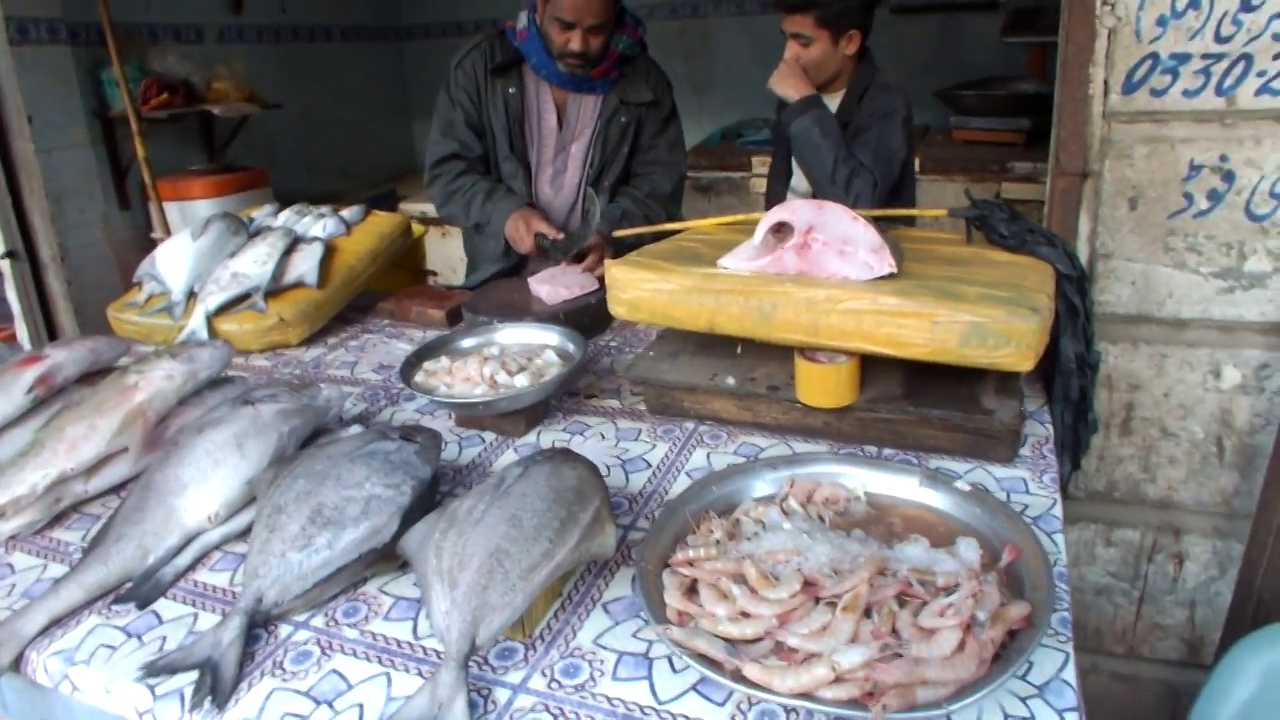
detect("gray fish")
(139, 423), (443, 712)
(0, 335), (132, 432)
(223, 239), (328, 316)
(139, 213), (253, 322)
(338, 204), (369, 227)
(131, 227), (194, 300)
(390, 448), (617, 720)
(305, 211), (349, 243)
(126, 276), (167, 308)
(247, 203), (281, 235)
(0, 382), (346, 669)
(0, 381), (97, 468)
(0, 375), (253, 542)
(175, 227), (299, 343)
(0, 341), (234, 519)
(271, 202), (314, 229)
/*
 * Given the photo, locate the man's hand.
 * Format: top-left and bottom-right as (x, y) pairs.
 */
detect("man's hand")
(504, 206), (561, 255)
(767, 58), (817, 104)
(564, 234), (613, 277)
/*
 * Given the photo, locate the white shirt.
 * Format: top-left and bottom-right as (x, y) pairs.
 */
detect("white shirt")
(786, 90), (847, 201)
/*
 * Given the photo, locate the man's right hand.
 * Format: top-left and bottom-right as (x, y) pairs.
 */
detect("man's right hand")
(504, 206), (562, 255)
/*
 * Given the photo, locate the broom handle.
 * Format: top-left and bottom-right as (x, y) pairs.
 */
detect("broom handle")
(610, 207), (956, 239)
(97, 0), (170, 241)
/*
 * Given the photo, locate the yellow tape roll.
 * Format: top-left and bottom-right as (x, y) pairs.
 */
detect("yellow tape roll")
(794, 349), (861, 409)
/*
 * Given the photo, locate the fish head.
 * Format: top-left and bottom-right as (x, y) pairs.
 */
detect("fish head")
(245, 382), (348, 417)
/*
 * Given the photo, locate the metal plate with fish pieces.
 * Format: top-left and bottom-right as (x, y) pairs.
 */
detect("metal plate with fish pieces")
(460, 268), (612, 341)
(637, 453), (1054, 719)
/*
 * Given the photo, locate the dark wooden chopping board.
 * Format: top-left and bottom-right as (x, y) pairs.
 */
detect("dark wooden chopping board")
(625, 330), (1025, 462)
(460, 271), (613, 340)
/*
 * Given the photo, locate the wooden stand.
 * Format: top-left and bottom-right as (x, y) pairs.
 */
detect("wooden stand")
(626, 330), (1025, 463)
(453, 398), (553, 438)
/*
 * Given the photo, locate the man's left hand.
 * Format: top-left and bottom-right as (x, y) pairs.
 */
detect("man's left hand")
(565, 234), (613, 277)
(768, 58), (817, 104)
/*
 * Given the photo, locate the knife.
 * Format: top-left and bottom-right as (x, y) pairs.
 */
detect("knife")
(534, 187), (602, 263)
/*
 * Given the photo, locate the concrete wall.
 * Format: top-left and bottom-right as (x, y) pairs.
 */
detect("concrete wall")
(1067, 0), (1280, 683)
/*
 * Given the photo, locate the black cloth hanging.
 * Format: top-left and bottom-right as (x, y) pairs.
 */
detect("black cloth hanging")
(961, 192), (1100, 489)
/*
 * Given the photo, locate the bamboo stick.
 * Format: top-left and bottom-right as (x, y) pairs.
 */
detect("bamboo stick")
(97, 0), (169, 241)
(610, 207), (957, 238)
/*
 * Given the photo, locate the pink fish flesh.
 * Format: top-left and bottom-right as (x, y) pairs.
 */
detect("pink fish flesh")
(716, 199), (899, 281)
(528, 264), (601, 306)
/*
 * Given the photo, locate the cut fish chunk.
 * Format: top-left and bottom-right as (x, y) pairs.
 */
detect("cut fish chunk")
(527, 264), (601, 306)
(717, 199), (899, 282)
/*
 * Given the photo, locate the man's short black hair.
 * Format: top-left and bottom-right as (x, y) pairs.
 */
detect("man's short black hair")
(772, 0), (878, 42)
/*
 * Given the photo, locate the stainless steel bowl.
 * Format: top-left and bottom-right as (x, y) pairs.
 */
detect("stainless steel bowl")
(636, 453), (1054, 718)
(398, 321), (588, 417)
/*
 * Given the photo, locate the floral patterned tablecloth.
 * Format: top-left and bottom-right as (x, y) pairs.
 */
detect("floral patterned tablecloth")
(0, 318), (1080, 720)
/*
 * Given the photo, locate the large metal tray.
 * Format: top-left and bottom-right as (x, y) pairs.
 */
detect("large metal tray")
(636, 453), (1054, 718)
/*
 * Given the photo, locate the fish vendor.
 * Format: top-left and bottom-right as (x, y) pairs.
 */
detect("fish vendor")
(764, 0), (916, 211)
(423, 0), (687, 286)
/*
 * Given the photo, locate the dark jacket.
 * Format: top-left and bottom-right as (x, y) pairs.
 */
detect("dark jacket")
(424, 30), (688, 286)
(764, 50), (916, 213)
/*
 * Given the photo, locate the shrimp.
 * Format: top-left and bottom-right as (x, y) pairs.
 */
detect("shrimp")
(773, 584), (866, 654)
(776, 597), (817, 625)
(978, 600), (1033, 659)
(697, 579), (738, 618)
(917, 581), (979, 629)
(808, 559), (883, 598)
(894, 600), (964, 659)
(695, 615), (778, 641)
(779, 477), (822, 504)
(662, 568), (704, 619)
(735, 637), (778, 661)
(743, 559), (805, 600)
(812, 482), (852, 513)
(716, 578), (809, 618)
(868, 577), (909, 606)
(871, 682), (964, 713)
(669, 544), (721, 565)
(651, 625), (742, 670)
(830, 641), (899, 674)
(809, 678), (874, 702)
(871, 633), (983, 687)
(972, 571), (1004, 626)
(782, 599), (836, 635)
(741, 657), (837, 695)
(998, 542), (1021, 570)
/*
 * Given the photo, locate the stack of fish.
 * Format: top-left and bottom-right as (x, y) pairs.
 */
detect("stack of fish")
(127, 201), (371, 342)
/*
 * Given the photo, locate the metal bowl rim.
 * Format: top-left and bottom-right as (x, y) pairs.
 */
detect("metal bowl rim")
(635, 452), (1054, 719)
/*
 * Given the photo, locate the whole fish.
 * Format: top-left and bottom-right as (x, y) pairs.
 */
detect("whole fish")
(246, 202), (281, 235)
(129, 227), (194, 306)
(271, 202), (314, 229)
(0, 335), (131, 432)
(139, 213), (253, 322)
(0, 341), (234, 518)
(139, 423), (444, 711)
(338, 204), (369, 227)
(390, 448), (617, 720)
(0, 380), (99, 467)
(0, 382), (346, 669)
(0, 375), (252, 541)
(175, 228), (298, 343)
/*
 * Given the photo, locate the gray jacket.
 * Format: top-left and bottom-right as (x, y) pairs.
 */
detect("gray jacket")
(424, 30), (688, 286)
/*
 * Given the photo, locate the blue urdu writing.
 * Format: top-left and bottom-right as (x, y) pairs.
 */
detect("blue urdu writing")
(1168, 154), (1280, 224)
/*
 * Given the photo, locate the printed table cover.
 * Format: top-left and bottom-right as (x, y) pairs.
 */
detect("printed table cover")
(0, 318), (1081, 720)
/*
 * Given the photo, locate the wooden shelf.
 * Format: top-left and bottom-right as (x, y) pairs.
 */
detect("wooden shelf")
(96, 102), (282, 210)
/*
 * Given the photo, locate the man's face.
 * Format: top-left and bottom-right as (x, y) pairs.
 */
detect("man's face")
(779, 13), (862, 92)
(537, 0), (616, 74)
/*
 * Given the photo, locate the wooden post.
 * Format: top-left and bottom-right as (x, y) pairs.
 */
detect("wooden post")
(96, 0), (169, 241)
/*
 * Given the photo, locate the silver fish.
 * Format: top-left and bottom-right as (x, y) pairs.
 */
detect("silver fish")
(0, 375), (253, 541)
(0, 382), (346, 668)
(338, 204), (369, 227)
(139, 213), (253, 322)
(276, 239), (326, 289)
(127, 276), (168, 308)
(306, 211), (349, 243)
(0, 380), (100, 467)
(130, 227), (194, 301)
(139, 423), (444, 712)
(0, 341), (234, 519)
(390, 448), (616, 720)
(176, 228), (299, 342)
(0, 335), (131, 432)
(247, 203), (281, 235)
(272, 202), (314, 229)
(290, 211), (326, 238)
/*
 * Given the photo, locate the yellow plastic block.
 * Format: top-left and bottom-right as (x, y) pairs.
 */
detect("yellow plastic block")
(364, 219), (429, 291)
(604, 225), (1055, 373)
(107, 210), (413, 352)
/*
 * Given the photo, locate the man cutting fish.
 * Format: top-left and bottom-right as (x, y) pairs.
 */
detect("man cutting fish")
(764, 0), (915, 211)
(423, 0), (687, 286)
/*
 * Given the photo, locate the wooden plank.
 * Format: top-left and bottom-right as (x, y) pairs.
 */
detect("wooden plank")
(627, 330), (1024, 462)
(1217, 429), (1280, 660)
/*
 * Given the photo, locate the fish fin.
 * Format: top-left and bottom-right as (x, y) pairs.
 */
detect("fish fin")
(138, 604), (253, 712)
(116, 504), (258, 610)
(138, 299), (172, 318)
(272, 550), (393, 619)
(388, 655), (470, 720)
(174, 312), (210, 344)
(25, 367), (63, 397)
(165, 295), (188, 323)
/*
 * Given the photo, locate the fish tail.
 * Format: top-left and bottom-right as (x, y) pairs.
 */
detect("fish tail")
(165, 293), (188, 323)
(139, 605), (252, 711)
(391, 655), (471, 720)
(139, 299), (172, 318)
(175, 311), (210, 344)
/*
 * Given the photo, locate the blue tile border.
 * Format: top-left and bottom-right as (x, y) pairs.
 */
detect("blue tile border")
(5, 0), (775, 47)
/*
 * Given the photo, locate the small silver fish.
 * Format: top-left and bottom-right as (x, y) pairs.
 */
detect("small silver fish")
(175, 228), (299, 342)
(272, 202), (314, 229)
(247, 202), (281, 235)
(139, 423), (444, 712)
(140, 213), (253, 322)
(338, 204), (369, 227)
(390, 448), (617, 720)
(0, 335), (131, 432)
(306, 211), (349, 242)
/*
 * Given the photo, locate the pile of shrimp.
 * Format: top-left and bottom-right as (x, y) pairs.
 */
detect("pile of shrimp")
(650, 477), (1033, 718)
(412, 343), (567, 398)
